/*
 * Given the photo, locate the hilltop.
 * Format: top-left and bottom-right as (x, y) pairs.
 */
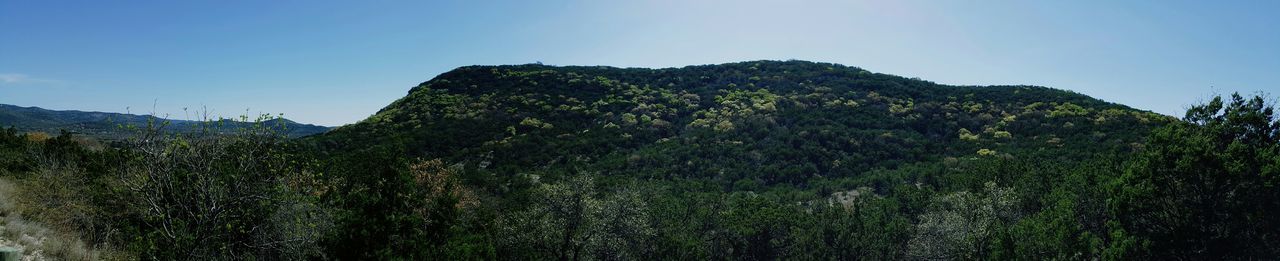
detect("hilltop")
(310, 60), (1172, 187)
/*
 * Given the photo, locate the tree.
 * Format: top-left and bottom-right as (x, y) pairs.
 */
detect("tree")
(320, 153), (494, 259)
(499, 175), (654, 260)
(908, 182), (1020, 260)
(1110, 93), (1280, 258)
(792, 195), (912, 260)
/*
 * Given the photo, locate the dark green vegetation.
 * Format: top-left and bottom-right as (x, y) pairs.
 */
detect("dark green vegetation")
(315, 61), (1166, 188)
(1, 60), (1276, 260)
(0, 104), (331, 139)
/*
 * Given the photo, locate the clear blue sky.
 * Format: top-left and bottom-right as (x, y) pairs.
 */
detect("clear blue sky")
(2, 0), (1276, 126)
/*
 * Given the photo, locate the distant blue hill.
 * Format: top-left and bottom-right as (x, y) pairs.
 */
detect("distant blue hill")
(0, 104), (331, 138)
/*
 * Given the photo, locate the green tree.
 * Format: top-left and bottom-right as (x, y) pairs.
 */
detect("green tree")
(791, 196), (911, 260)
(908, 182), (1020, 260)
(1110, 93), (1280, 258)
(499, 175), (654, 260)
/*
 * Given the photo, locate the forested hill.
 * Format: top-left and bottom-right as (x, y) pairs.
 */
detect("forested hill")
(6, 60), (1273, 260)
(0, 104), (331, 138)
(309, 60), (1173, 187)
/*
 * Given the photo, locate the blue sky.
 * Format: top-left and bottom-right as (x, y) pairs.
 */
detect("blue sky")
(1, 0), (1276, 126)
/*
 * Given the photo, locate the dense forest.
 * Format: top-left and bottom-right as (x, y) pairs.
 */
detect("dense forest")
(0, 60), (1276, 260)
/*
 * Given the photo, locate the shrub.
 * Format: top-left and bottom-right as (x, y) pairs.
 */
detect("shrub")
(115, 117), (331, 260)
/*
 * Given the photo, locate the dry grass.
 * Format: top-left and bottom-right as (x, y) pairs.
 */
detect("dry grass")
(0, 178), (100, 260)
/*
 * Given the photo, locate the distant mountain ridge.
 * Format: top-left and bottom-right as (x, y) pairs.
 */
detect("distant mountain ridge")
(0, 104), (331, 138)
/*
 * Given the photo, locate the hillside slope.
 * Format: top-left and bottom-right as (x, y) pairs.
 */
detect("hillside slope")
(0, 104), (331, 138)
(310, 60), (1172, 187)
